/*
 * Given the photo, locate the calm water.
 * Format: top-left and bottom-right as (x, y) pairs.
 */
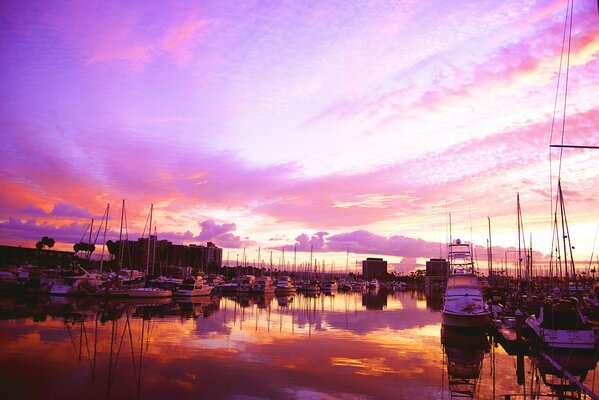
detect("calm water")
(0, 289), (597, 399)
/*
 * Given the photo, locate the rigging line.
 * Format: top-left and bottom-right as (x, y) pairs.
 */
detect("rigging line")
(549, 0), (573, 223)
(588, 223), (599, 273)
(558, 0), (575, 179)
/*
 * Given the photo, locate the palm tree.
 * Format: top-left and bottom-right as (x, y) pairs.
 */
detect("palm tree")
(36, 236), (55, 250)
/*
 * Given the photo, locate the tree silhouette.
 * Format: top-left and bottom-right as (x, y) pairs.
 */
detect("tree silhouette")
(36, 236), (55, 250)
(106, 240), (118, 260)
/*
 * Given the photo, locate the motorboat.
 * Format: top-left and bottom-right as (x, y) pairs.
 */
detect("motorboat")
(252, 276), (276, 294)
(526, 298), (596, 350)
(237, 275), (256, 294)
(48, 269), (105, 295)
(173, 276), (213, 297)
(302, 280), (321, 294)
(275, 276), (297, 294)
(442, 240), (490, 329)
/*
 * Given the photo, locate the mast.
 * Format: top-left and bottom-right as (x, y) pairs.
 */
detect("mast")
(487, 216), (492, 287)
(87, 218), (94, 260)
(346, 246), (349, 277)
(118, 200), (125, 272)
(145, 204), (153, 276)
(152, 226), (157, 276)
(257, 247), (261, 270)
(99, 203), (109, 273)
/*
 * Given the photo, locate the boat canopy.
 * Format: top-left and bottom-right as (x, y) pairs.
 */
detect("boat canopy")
(539, 300), (592, 331)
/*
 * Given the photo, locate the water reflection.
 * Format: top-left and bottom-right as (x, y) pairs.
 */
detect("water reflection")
(0, 290), (598, 399)
(441, 325), (489, 399)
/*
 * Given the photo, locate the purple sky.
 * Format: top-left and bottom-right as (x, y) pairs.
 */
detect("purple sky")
(1, 0), (599, 271)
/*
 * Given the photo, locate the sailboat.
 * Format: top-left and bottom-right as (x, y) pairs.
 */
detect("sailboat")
(127, 204), (172, 298)
(526, 184), (597, 351)
(442, 239), (490, 329)
(525, 0), (598, 354)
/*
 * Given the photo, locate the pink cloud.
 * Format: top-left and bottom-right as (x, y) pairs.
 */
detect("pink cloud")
(197, 219), (244, 248)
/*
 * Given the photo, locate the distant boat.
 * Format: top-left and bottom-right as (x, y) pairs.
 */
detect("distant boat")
(275, 276), (297, 294)
(173, 276), (213, 297)
(237, 275), (256, 294)
(252, 276), (276, 294)
(302, 280), (321, 294)
(442, 240), (490, 329)
(368, 279), (380, 290)
(526, 298), (596, 351)
(322, 280), (338, 292)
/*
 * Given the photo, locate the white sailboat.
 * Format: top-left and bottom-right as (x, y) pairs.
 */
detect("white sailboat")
(526, 297), (596, 350)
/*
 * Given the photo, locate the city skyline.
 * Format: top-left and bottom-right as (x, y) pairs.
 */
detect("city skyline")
(1, 0), (599, 272)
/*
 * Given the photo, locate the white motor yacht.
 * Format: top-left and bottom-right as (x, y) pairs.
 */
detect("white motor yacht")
(442, 240), (490, 329)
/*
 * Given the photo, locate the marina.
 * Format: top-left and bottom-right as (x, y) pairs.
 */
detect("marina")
(2, 0), (599, 399)
(0, 285), (598, 399)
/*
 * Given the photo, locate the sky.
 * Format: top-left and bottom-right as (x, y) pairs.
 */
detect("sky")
(1, 0), (599, 272)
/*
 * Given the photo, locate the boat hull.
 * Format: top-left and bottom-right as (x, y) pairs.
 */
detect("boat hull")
(526, 317), (597, 350)
(127, 288), (172, 298)
(442, 311), (490, 330)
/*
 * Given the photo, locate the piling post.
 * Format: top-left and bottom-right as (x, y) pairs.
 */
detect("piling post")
(515, 309), (523, 341)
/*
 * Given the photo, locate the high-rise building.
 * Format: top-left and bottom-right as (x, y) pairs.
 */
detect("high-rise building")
(362, 257), (387, 279)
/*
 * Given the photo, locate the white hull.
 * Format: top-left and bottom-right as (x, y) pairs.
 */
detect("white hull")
(127, 287), (172, 298)
(526, 316), (597, 350)
(442, 311), (490, 329)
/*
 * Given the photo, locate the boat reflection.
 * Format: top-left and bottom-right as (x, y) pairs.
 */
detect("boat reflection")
(530, 352), (598, 399)
(441, 324), (489, 399)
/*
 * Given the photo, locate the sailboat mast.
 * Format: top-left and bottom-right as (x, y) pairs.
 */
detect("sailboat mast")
(118, 200), (125, 272)
(517, 193), (522, 283)
(146, 204), (153, 276)
(152, 226), (157, 276)
(100, 203), (109, 274)
(487, 216), (492, 287)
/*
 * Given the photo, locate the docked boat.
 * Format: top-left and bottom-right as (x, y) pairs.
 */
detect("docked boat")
(252, 276), (276, 294)
(275, 276), (296, 294)
(48, 269), (105, 295)
(173, 276), (213, 297)
(322, 280), (338, 292)
(237, 275), (256, 294)
(302, 280), (321, 294)
(368, 279), (380, 290)
(442, 240), (490, 329)
(526, 298), (596, 351)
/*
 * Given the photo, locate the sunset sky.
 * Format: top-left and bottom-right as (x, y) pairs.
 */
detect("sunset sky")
(1, 0), (598, 272)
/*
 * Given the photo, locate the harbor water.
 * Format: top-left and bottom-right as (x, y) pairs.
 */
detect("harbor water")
(0, 288), (597, 399)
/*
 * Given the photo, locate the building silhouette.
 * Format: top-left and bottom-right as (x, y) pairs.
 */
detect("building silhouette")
(362, 258), (387, 279)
